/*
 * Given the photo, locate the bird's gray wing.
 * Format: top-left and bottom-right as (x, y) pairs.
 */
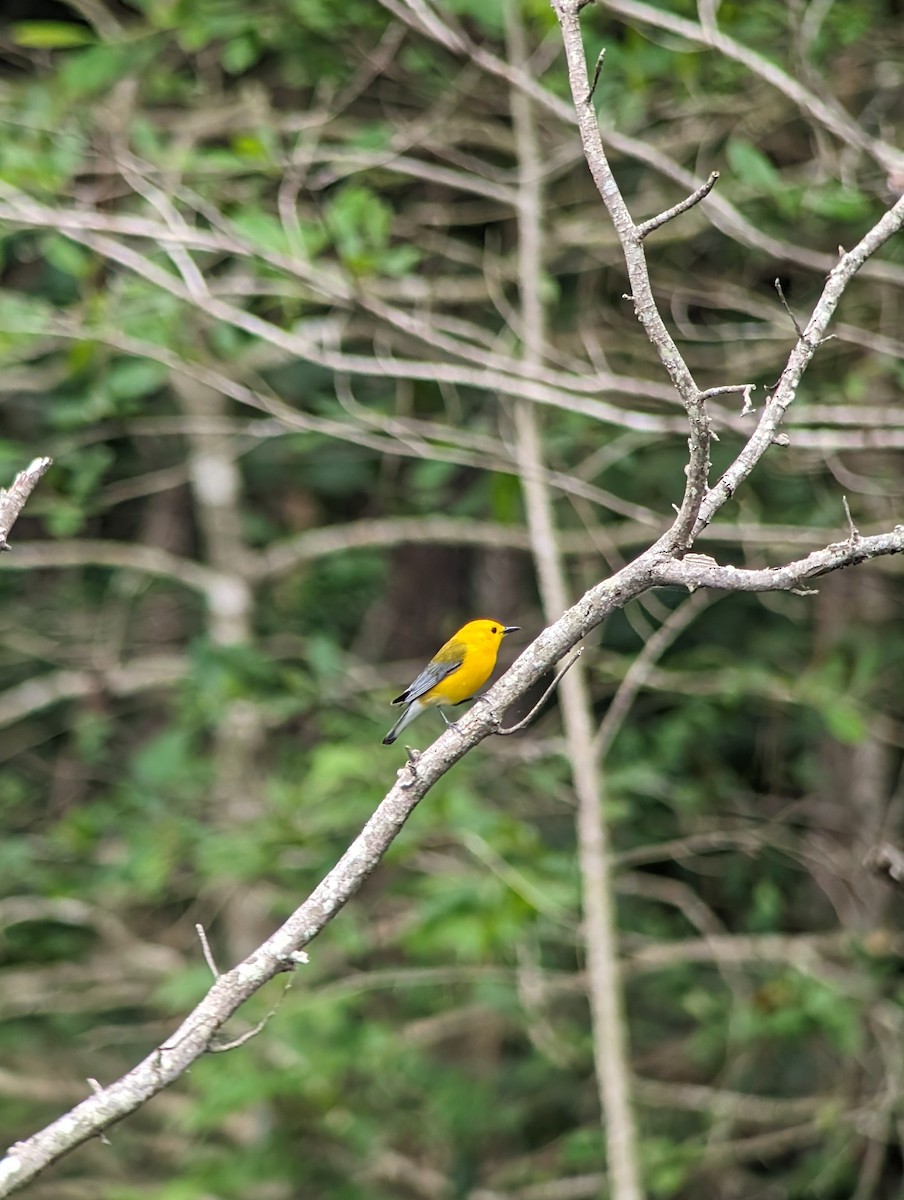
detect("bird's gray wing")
(392, 653), (463, 706)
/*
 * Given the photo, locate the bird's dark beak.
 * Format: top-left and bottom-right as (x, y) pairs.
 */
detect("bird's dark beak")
(502, 626), (520, 636)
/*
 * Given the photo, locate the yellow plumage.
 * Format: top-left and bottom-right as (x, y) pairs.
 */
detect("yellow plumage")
(383, 619), (519, 745)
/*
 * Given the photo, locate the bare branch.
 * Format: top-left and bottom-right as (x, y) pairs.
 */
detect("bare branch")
(635, 170), (719, 240)
(9, 517), (898, 596)
(695, 192), (904, 534)
(209, 974), (296, 1054)
(585, 47), (605, 104)
(0, 539), (222, 595)
(0, 457), (52, 552)
(0, 656), (188, 732)
(602, 0), (904, 175)
(842, 495), (860, 542)
(84, 1082), (111, 1147)
(774, 276), (805, 339)
(654, 527), (904, 593)
(0, 189), (701, 431)
(552, 0), (710, 551)
(195, 925), (220, 980)
(497, 649), (582, 735)
(698, 382), (756, 403)
(593, 591), (714, 760)
(633, 1075), (828, 1124)
(376, 0), (904, 288)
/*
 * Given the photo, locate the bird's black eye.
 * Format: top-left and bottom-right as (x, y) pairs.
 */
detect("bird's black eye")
(491, 626), (497, 633)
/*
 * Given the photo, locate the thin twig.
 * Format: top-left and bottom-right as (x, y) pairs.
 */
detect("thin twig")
(378, 0), (904, 289)
(497, 649), (583, 735)
(585, 48), (605, 104)
(842, 494), (860, 542)
(635, 170), (719, 239)
(600, 0), (904, 175)
(774, 277), (805, 339)
(594, 592), (713, 760)
(698, 382), (755, 402)
(696, 192), (904, 534)
(195, 924), (220, 979)
(210, 974), (295, 1053)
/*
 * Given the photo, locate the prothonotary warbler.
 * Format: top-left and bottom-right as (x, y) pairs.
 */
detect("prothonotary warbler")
(383, 619), (520, 746)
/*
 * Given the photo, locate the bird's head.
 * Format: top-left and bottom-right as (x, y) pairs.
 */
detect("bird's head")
(462, 619), (521, 648)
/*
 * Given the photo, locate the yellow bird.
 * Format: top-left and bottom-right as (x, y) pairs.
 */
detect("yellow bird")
(383, 619), (520, 746)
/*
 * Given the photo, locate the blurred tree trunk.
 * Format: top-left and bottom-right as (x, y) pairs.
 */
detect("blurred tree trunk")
(812, 567), (893, 930)
(175, 375), (273, 963)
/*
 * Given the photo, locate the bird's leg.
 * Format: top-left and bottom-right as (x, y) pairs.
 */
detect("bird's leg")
(438, 707), (466, 738)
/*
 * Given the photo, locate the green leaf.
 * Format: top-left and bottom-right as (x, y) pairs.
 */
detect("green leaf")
(132, 728), (207, 794)
(378, 244), (422, 277)
(0, 291), (55, 337)
(11, 22), (96, 48)
(325, 184), (391, 266)
(804, 183), (873, 222)
(823, 701), (867, 744)
(229, 210), (293, 256)
(490, 472), (523, 524)
(222, 35), (261, 74)
(725, 138), (783, 194)
(58, 42), (152, 98)
(107, 358), (168, 400)
(43, 445), (113, 535)
(41, 234), (93, 280)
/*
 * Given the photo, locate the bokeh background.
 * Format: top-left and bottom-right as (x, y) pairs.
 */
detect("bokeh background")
(1, 1), (904, 1197)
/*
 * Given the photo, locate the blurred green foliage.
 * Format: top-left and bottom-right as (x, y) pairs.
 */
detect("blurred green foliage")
(0, 0), (902, 1198)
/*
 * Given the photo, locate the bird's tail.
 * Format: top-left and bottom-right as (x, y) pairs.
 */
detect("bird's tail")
(382, 702), (417, 745)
